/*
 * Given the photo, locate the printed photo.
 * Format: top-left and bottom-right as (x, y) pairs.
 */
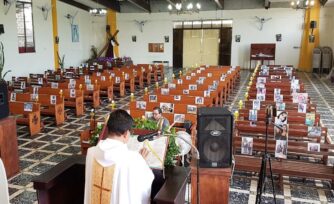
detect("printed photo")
(250, 121), (257, 127)
(168, 83), (176, 89)
(241, 137), (253, 155)
(149, 95), (157, 102)
(186, 76), (191, 80)
(51, 82), (58, 89)
(307, 126), (322, 137)
(177, 79), (183, 84)
(160, 102), (174, 113)
(174, 95), (181, 101)
(70, 89), (76, 98)
(292, 93), (308, 104)
(252, 100), (261, 110)
(207, 73), (212, 77)
(161, 88), (170, 95)
(298, 103), (307, 113)
(189, 84), (197, 91)
(257, 77), (267, 84)
(274, 88), (281, 95)
(24, 102), (33, 112)
(174, 114), (185, 123)
(191, 73), (196, 76)
(187, 105), (197, 114)
(274, 94), (283, 103)
(204, 90), (210, 98)
(20, 82), (26, 89)
(256, 94), (266, 101)
(307, 142), (320, 152)
(50, 95), (57, 105)
(257, 88), (266, 95)
(136, 101), (147, 110)
(275, 111), (288, 126)
(305, 113), (315, 126)
(145, 111), (153, 119)
(195, 97), (204, 105)
(183, 89), (189, 95)
(327, 156), (334, 166)
(275, 140), (287, 159)
(38, 78), (43, 85)
(249, 109), (258, 121)
(30, 94), (38, 101)
(115, 77), (121, 84)
(10, 92), (16, 101)
(86, 84), (94, 91)
(276, 102), (286, 111)
(256, 83), (265, 89)
(270, 75), (281, 80)
(274, 124), (289, 140)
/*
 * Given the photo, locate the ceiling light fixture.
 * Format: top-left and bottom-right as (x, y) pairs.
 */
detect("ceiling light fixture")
(290, 0), (315, 9)
(89, 8), (107, 15)
(168, 1), (201, 15)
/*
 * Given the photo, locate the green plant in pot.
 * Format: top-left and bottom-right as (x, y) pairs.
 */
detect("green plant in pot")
(0, 42), (11, 119)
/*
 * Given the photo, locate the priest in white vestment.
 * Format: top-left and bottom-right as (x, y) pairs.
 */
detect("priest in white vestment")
(84, 109), (154, 204)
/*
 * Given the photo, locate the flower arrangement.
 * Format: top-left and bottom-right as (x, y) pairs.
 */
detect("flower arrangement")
(89, 123), (103, 146)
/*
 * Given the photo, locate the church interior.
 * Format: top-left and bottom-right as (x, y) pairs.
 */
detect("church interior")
(1, 0), (334, 203)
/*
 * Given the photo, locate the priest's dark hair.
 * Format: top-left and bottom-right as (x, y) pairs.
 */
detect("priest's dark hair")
(107, 109), (134, 136)
(153, 107), (162, 114)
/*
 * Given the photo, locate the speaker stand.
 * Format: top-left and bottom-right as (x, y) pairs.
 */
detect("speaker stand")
(255, 115), (277, 204)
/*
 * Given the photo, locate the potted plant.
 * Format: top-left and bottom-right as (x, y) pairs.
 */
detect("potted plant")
(0, 42), (11, 119)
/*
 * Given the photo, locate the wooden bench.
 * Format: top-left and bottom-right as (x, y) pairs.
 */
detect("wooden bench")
(9, 101), (41, 136)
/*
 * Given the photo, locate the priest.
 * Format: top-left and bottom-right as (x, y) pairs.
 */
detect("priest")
(84, 109), (154, 204)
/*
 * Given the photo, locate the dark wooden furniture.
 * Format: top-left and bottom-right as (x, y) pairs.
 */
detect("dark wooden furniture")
(0, 117), (19, 178)
(191, 161), (231, 204)
(33, 155), (190, 204)
(250, 43), (276, 68)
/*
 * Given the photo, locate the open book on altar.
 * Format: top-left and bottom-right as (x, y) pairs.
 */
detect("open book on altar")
(127, 134), (168, 170)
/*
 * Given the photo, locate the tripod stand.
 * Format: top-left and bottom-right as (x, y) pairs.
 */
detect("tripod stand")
(255, 107), (277, 204)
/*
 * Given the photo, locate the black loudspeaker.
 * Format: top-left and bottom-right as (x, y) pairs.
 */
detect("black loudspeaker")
(106, 25), (110, 32)
(310, 21), (317, 29)
(197, 107), (233, 168)
(264, 0), (271, 9)
(0, 81), (9, 120)
(0, 24), (4, 35)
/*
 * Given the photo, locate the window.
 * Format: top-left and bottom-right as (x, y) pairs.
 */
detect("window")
(16, 0), (35, 53)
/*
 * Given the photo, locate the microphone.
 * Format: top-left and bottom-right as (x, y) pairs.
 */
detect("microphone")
(137, 131), (159, 142)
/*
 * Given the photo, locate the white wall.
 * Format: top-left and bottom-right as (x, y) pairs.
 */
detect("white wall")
(0, 0), (106, 80)
(320, 7), (334, 52)
(117, 9), (304, 68)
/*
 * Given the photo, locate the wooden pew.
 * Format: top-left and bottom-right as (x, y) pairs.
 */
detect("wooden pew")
(9, 101), (41, 136)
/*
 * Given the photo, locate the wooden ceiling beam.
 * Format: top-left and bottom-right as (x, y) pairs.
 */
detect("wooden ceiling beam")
(58, 0), (91, 11)
(127, 0), (151, 13)
(214, 0), (224, 9)
(90, 0), (120, 12)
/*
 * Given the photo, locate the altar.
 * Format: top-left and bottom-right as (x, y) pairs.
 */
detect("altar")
(32, 155), (190, 204)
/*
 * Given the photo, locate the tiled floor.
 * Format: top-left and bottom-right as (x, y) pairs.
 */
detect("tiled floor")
(6, 68), (334, 204)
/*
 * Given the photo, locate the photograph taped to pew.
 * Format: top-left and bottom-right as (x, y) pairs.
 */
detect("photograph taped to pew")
(307, 126), (321, 137)
(24, 102), (33, 112)
(51, 82), (58, 89)
(187, 105), (197, 115)
(257, 77), (267, 84)
(275, 139), (288, 159)
(256, 83), (265, 89)
(20, 81), (26, 89)
(160, 102), (174, 113)
(177, 79), (183, 84)
(149, 95), (157, 102)
(86, 84), (94, 91)
(174, 114), (185, 123)
(30, 94), (38, 101)
(275, 111), (288, 126)
(189, 84), (197, 90)
(10, 92), (16, 102)
(305, 113), (316, 126)
(136, 101), (147, 110)
(70, 89), (76, 98)
(204, 90), (210, 98)
(256, 93), (265, 101)
(257, 87), (266, 95)
(195, 97), (204, 105)
(161, 88), (169, 95)
(270, 75), (281, 80)
(308, 142), (320, 152)
(168, 83), (176, 89)
(145, 111), (153, 120)
(327, 156), (334, 166)
(252, 100), (261, 110)
(298, 103), (307, 113)
(241, 137), (253, 155)
(275, 124), (289, 140)
(183, 89), (189, 95)
(276, 102), (286, 111)
(292, 93), (308, 104)
(249, 109), (258, 121)
(50, 95), (56, 105)
(274, 88), (281, 95)
(274, 94), (283, 103)
(174, 95), (181, 101)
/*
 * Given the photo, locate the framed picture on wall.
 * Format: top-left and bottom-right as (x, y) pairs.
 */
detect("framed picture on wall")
(164, 36), (169, 43)
(132, 35), (136, 42)
(71, 24), (79, 42)
(235, 35), (241, 42)
(276, 34), (282, 42)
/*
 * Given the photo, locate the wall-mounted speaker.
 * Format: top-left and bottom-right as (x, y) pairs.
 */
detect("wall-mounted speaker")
(197, 107), (233, 168)
(310, 21), (317, 29)
(0, 24), (4, 35)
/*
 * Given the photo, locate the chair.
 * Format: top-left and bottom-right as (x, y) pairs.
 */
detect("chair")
(0, 158), (10, 204)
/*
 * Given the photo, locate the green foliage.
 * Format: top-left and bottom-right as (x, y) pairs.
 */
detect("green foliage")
(133, 117), (158, 130)
(0, 42), (11, 80)
(57, 51), (65, 69)
(89, 123), (104, 146)
(164, 127), (180, 167)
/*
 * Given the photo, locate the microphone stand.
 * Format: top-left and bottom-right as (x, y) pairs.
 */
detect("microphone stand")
(255, 106), (277, 204)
